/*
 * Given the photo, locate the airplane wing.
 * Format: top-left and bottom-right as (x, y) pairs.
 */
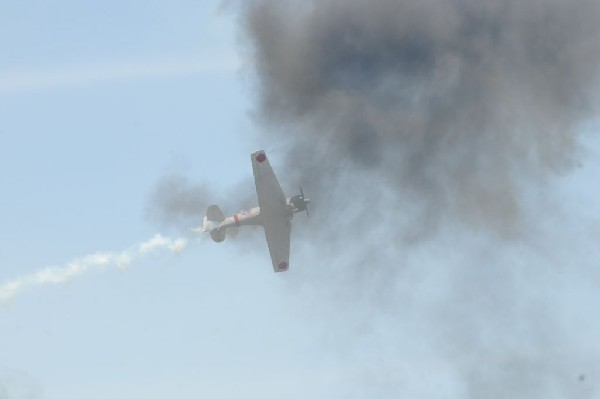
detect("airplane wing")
(251, 150), (291, 272)
(263, 217), (291, 273)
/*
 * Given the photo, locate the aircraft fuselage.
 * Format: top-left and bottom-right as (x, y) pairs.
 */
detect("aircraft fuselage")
(218, 206), (263, 229)
(217, 197), (305, 231)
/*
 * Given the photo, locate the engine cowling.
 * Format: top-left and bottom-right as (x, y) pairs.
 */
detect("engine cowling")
(290, 195), (307, 212)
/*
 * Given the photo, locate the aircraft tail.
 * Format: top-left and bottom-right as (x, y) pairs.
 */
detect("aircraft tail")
(203, 205), (226, 242)
(206, 205), (225, 223)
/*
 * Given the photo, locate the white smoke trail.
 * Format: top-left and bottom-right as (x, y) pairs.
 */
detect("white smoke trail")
(0, 234), (188, 305)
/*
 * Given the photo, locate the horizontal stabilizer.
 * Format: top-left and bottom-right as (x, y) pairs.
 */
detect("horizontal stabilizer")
(210, 228), (226, 243)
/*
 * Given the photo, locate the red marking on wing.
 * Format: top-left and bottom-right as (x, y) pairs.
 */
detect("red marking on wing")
(233, 214), (240, 226)
(278, 262), (288, 271)
(256, 153), (266, 163)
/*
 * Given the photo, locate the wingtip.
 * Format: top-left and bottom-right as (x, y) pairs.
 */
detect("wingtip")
(277, 261), (289, 272)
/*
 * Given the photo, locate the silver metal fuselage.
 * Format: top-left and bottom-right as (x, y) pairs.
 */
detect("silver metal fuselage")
(217, 198), (303, 232)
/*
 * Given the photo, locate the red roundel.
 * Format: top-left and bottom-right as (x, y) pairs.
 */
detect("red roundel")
(278, 262), (288, 270)
(256, 153), (266, 163)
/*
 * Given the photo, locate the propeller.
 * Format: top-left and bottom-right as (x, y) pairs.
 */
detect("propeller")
(299, 186), (310, 217)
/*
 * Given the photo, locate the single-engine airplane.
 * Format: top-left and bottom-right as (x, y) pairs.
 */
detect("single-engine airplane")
(201, 150), (310, 272)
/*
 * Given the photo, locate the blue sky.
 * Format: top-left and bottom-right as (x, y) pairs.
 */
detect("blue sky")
(0, 2), (325, 398)
(1, 2), (600, 398)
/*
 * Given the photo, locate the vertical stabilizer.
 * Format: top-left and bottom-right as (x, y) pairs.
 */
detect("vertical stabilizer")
(206, 205), (226, 222)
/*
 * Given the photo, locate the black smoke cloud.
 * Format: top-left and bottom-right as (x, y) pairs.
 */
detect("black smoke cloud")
(240, 0), (600, 234)
(229, 0), (600, 397)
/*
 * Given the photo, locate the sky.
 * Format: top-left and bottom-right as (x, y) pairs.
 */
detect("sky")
(1, 1), (600, 398)
(0, 2), (316, 398)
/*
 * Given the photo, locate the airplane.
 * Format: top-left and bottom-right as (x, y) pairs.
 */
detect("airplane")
(201, 150), (310, 272)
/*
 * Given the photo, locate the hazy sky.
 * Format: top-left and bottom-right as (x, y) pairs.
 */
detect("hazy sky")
(1, 1), (600, 398)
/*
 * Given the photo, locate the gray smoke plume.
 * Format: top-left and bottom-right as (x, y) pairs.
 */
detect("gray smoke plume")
(146, 174), (259, 239)
(239, 0), (600, 235)
(146, 175), (212, 231)
(230, 0), (600, 397)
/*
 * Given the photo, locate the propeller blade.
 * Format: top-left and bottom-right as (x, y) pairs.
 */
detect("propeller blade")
(300, 186), (309, 217)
